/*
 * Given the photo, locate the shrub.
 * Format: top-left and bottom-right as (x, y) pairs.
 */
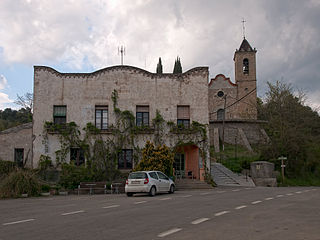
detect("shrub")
(135, 141), (174, 177)
(0, 169), (41, 198)
(59, 163), (92, 190)
(0, 160), (16, 179)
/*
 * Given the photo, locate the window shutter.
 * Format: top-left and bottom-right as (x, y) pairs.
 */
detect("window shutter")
(53, 106), (66, 117)
(136, 106), (149, 113)
(177, 106), (190, 119)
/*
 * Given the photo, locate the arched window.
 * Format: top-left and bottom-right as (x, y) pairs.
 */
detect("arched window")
(243, 58), (249, 74)
(217, 109), (225, 120)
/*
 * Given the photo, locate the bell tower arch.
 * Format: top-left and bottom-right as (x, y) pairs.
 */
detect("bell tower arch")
(233, 38), (257, 119)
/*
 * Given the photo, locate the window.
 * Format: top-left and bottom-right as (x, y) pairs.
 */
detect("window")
(136, 106), (149, 126)
(118, 149), (133, 169)
(177, 105), (190, 128)
(70, 148), (85, 166)
(217, 91), (224, 97)
(53, 105), (66, 124)
(95, 106), (108, 130)
(149, 172), (159, 180)
(243, 58), (249, 74)
(14, 148), (24, 168)
(157, 172), (169, 180)
(217, 109), (225, 120)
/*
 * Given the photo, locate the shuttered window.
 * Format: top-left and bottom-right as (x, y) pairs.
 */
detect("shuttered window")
(53, 105), (66, 124)
(177, 106), (190, 128)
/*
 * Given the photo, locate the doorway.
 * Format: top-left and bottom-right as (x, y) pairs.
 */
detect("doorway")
(174, 153), (185, 179)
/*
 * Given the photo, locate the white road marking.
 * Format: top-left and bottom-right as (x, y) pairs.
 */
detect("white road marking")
(102, 205), (120, 209)
(265, 197), (274, 200)
(312, 188), (317, 191)
(158, 228), (182, 238)
(235, 205), (247, 210)
(61, 210), (85, 216)
(251, 200), (262, 204)
(159, 197), (172, 201)
(200, 192), (210, 195)
(232, 189), (240, 192)
(304, 190), (310, 192)
(134, 201), (147, 205)
(3, 219), (35, 226)
(276, 195), (284, 198)
(286, 193), (293, 196)
(295, 191), (302, 194)
(181, 195), (192, 198)
(214, 211), (229, 216)
(191, 218), (210, 225)
(245, 188), (253, 190)
(217, 191), (226, 193)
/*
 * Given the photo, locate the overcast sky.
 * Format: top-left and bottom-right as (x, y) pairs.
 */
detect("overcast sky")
(0, 0), (319, 111)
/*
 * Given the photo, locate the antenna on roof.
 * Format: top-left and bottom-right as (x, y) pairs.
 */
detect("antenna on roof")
(242, 18), (246, 39)
(118, 45), (126, 65)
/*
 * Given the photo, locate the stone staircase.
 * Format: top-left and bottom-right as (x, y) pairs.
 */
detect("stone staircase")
(175, 178), (214, 190)
(211, 162), (255, 187)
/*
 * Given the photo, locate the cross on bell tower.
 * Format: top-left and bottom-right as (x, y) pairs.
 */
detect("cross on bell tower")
(242, 18), (246, 39)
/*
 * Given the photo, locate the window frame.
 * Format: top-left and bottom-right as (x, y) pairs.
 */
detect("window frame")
(53, 105), (67, 125)
(95, 106), (108, 130)
(14, 148), (24, 168)
(70, 148), (85, 166)
(243, 58), (249, 75)
(136, 106), (149, 127)
(177, 105), (190, 128)
(118, 149), (133, 169)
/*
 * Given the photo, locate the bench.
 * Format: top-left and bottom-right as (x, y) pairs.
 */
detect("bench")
(111, 181), (125, 194)
(77, 182), (108, 195)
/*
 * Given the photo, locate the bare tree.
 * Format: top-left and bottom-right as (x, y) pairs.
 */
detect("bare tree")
(15, 93), (33, 113)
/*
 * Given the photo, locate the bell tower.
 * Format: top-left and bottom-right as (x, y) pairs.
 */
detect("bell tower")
(233, 38), (257, 119)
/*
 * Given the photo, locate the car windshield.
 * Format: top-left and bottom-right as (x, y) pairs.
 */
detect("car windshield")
(128, 172), (147, 179)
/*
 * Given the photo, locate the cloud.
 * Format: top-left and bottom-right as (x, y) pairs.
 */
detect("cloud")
(0, 0), (319, 111)
(0, 74), (13, 109)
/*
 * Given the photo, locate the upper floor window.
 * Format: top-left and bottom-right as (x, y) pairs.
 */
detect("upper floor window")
(217, 109), (225, 120)
(136, 106), (149, 127)
(95, 106), (108, 130)
(70, 148), (85, 166)
(177, 105), (190, 128)
(53, 105), (66, 124)
(243, 58), (249, 74)
(118, 149), (133, 169)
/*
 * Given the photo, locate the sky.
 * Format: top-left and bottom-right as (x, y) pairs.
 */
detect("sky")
(0, 0), (320, 111)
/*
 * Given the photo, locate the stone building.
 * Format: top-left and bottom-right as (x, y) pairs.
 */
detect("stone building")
(0, 37), (268, 179)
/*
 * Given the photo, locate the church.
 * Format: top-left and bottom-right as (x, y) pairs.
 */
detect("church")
(0, 38), (268, 181)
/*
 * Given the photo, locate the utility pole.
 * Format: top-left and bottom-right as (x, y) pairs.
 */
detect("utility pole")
(118, 45), (125, 65)
(222, 94), (227, 152)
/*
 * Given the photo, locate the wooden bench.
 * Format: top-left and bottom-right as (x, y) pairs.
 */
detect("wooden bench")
(77, 182), (108, 195)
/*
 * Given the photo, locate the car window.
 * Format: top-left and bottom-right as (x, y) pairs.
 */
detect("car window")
(157, 172), (169, 180)
(129, 172), (147, 179)
(149, 172), (159, 179)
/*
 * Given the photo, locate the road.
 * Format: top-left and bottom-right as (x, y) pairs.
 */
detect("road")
(0, 187), (319, 240)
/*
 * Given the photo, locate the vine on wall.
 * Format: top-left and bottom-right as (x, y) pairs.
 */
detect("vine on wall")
(42, 89), (210, 181)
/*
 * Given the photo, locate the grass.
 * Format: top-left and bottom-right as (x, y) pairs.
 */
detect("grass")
(211, 143), (260, 173)
(278, 175), (320, 187)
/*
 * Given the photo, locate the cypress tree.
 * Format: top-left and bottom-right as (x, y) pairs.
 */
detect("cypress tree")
(156, 57), (163, 74)
(173, 56), (182, 74)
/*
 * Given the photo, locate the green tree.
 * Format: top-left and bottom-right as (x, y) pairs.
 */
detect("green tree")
(258, 81), (320, 177)
(156, 57), (163, 74)
(134, 141), (174, 177)
(173, 56), (182, 74)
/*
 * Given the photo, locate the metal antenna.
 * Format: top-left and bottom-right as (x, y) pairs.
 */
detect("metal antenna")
(118, 45), (125, 65)
(242, 18), (246, 39)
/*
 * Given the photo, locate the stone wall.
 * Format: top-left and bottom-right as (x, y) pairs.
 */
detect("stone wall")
(33, 65), (210, 168)
(0, 123), (33, 167)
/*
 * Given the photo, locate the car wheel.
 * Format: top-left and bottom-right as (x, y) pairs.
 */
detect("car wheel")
(169, 185), (175, 194)
(127, 192), (133, 197)
(149, 186), (156, 197)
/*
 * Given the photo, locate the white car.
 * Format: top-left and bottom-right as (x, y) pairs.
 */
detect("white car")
(125, 171), (175, 197)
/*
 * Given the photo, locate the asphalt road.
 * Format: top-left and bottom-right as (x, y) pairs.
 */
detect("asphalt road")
(0, 187), (319, 240)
